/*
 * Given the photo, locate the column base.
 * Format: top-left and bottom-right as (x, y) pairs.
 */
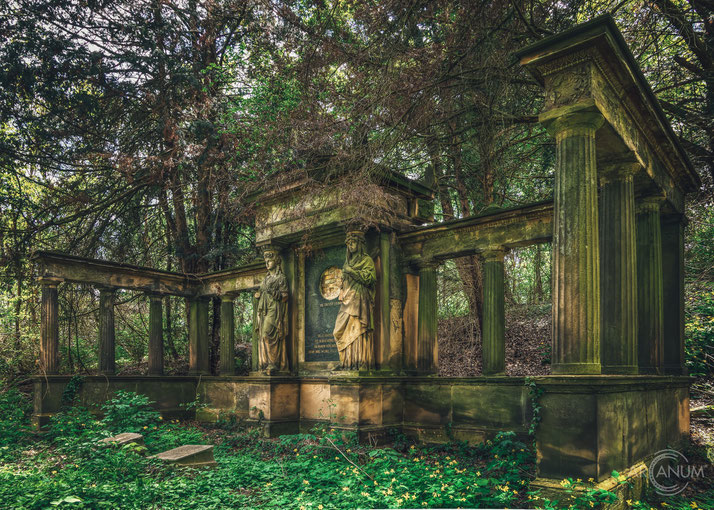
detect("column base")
(663, 364), (686, 376)
(637, 366), (662, 375)
(188, 370), (211, 376)
(551, 362), (601, 375)
(601, 365), (638, 375)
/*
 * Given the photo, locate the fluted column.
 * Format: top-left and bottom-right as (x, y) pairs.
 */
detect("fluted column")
(40, 278), (61, 374)
(417, 260), (438, 374)
(188, 297), (210, 375)
(148, 294), (164, 375)
(661, 214), (686, 375)
(637, 196), (665, 374)
(547, 111), (604, 374)
(98, 287), (116, 375)
(482, 249), (506, 376)
(599, 161), (639, 374)
(220, 295), (235, 375)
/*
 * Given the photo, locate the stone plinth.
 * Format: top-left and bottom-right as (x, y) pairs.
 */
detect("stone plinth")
(150, 445), (216, 467)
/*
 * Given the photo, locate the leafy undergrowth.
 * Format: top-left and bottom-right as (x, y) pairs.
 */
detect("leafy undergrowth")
(0, 390), (713, 509)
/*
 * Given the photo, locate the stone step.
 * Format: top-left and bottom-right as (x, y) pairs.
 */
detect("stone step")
(150, 445), (217, 467)
(100, 432), (144, 446)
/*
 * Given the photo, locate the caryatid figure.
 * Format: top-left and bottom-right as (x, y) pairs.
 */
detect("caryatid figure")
(333, 230), (376, 370)
(255, 247), (289, 374)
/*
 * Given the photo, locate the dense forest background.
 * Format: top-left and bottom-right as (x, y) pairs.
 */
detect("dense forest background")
(0, 0), (712, 382)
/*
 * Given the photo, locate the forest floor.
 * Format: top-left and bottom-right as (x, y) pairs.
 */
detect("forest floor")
(438, 303), (552, 377)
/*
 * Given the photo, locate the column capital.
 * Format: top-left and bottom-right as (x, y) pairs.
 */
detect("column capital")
(38, 276), (63, 287)
(541, 105), (604, 138)
(599, 159), (641, 185)
(637, 194), (666, 214)
(148, 292), (164, 302)
(97, 285), (118, 294)
(417, 259), (439, 270)
(481, 248), (506, 263)
(220, 294), (236, 303)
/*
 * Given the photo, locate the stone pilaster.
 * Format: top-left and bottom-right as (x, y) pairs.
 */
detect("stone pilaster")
(220, 295), (235, 376)
(98, 287), (116, 375)
(661, 214), (686, 375)
(599, 161), (639, 374)
(546, 110), (604, 374)
(189, 297), (210, 375)
(40, 278), (61, 374)
(251, 294), (259, 372)
(417, 261), (438, 374)
(636, 196), (666, 374)
(482, 249), (506, 376)
(148, 294), (164, 375)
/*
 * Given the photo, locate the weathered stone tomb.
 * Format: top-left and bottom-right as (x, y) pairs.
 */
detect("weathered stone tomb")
(32, 16), (700, 495)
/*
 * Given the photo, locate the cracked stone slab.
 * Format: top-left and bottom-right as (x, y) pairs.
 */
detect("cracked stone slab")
(100, 433), (144, 446)
(149, 445), (217, 467)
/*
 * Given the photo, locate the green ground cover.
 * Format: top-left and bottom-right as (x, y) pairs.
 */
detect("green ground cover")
(0, 391), (712, 509)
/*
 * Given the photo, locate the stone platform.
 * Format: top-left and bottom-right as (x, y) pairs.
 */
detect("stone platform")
(33, 373), (690, 484)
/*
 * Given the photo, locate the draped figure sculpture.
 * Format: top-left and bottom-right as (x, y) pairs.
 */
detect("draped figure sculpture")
(333, 231), (376, 370)
(255, 247), (289, 374)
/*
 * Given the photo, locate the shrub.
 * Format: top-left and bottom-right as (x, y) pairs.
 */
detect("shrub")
(101, 391), (160, 433)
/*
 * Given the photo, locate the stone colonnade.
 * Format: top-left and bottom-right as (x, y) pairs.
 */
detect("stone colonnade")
(38, 283), (241, 377)
(408, 109), (687, 377)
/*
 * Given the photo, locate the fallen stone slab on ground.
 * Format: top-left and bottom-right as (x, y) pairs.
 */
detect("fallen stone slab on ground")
(149, 445), (217, 467)
(100, 433), (144, 446)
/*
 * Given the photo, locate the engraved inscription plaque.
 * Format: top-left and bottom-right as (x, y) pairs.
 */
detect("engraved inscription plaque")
(305, 246), (343, 362)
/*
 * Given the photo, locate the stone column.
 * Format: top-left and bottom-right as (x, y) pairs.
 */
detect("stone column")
(379, 232), (391, 367)
(417, 260), (438, 374)
(39, 278), (61, 374)
(636, 196), (666, 374)
(220, 295), (235, 375)
(661, 213), (686, 374)
(98, 287), (116, 375)
(482, 249), (506, 376)
(188, 297), (210, 375)
(547, 111), (604, 375)
(599, 161), (639, 374)
(148, 294), (164, 375)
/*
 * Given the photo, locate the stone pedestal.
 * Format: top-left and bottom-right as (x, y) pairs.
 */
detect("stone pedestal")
(599, 161), (639, 374)
(99, 287), (116, 375)
(636, 196), (665, 374)
(545, 110), (604, 375)
(40, 278), (61, 375)
(661, 214), (686, 375)
(148, 294), (164, 375)
(219, 296), (235, 375)
(482, 249), (505, 376)
(189, 298), (210, 375)
(417, 261), (438, 374)
(327, 376), (403, 443)
(248, 377), (299, 436)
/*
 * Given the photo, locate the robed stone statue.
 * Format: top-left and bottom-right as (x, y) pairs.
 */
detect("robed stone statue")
(333, 230), (376, 370)
(255, 247), (289, 374)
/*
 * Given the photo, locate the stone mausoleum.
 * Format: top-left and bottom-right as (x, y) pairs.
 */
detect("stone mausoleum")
(31, 16), (700, 495)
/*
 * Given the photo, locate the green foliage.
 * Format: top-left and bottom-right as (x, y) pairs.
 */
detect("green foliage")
(685, 284), (714, 377)
(100, 391), (160, 434)
(0, 389), (31, 447)
(46, 406), (103, 445)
